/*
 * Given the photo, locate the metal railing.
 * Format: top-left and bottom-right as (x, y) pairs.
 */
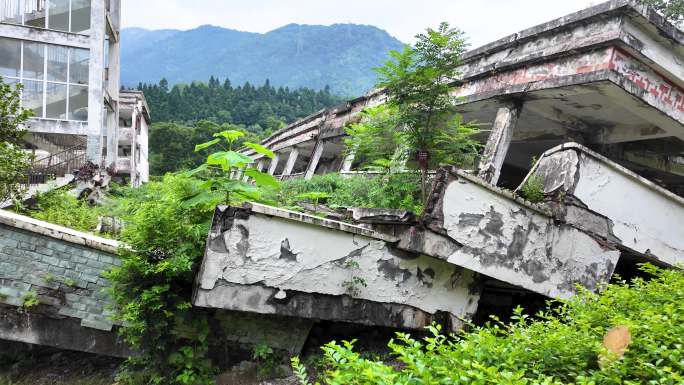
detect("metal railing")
(23, 143), (87, 187)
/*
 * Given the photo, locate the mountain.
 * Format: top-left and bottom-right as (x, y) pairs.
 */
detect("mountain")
(120, 24), (405, 97)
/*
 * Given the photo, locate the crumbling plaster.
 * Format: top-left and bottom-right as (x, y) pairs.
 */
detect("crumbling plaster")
(530, 143), (684, 266)
(194, 206), (481, 330)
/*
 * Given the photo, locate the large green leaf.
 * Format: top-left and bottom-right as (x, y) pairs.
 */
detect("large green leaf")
(244, 168), (280, 189)
(180, 190), (223, 208)
(206, 151), (252, 169)
(243, 142), (275, 159)
(194, 138), (221, 152)
(183, 163), (209, 176)
(213, 130), (244, 144)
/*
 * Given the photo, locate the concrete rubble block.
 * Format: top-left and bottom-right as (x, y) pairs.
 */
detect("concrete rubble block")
(348, 207), (417, 225)
(425, 168), (620, 299)
(528, 143), (684, 266)
(194, 204), (481, 331)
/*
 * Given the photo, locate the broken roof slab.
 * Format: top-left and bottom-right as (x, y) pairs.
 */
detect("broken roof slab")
(193, 205), (481, 331)
(525, 143), (684, 266)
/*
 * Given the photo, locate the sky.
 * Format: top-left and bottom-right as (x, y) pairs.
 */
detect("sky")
(121, 0), (604, 48)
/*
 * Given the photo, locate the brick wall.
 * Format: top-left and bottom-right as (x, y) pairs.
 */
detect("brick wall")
(0, 216), (120, 332)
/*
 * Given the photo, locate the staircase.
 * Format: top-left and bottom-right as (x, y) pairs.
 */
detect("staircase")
(1, 140), (88, 208)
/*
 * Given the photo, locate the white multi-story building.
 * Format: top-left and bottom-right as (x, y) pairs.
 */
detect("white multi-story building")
(0, 0), (147, 191)
(117, 90), (149, 187)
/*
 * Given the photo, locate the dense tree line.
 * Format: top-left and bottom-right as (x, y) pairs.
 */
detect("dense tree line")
(137, 77), (343, 134)
(135, 77), (343, 175)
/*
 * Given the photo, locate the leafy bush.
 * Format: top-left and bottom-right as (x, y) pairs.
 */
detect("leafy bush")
(271, 172), (423, 213)
(105, 174), (216, 385)
(297, 264), (684, 384)
(519, 174), (545, 203)
(28, 189), (102, 233)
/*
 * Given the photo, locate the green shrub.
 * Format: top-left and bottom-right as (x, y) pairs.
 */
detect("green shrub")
(298, 264), (684, 384)
(270, 173), (423, 213)
(519, 173), (545, 203)
(105, 174), (216, 385)
(28, 189), (101, 233)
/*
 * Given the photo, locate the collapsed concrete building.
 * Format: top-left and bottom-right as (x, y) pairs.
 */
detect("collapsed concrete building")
(205, 0), (684, 341)
(0, 0), (683, 359)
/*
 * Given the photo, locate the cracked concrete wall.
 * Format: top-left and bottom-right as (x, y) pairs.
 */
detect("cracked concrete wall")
(194, 206), (480, 331)
(425, 170), (620, 299)
(532, 144), (684, 266)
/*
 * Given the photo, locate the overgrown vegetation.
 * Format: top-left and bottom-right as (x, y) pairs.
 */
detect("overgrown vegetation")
(104, 174), (217, 385)
(640, 0), (684, 24)
(22, 189), (103, 233)
(268, 172), (423, 213)
(0, 77), (33, 204)
(351, 22), (481, 200)
(294, 264), (684, 384)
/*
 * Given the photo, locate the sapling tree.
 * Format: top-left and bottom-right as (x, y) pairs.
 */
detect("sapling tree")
(183, 129), (279, 207)
(348, 23), (481, 201)
(0, 77), (33, 203)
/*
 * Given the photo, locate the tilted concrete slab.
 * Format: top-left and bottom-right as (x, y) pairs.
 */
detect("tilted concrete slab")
(193, 204), (481, 331)
(422, 169), (620, 299)
(525, 143), (684, 266)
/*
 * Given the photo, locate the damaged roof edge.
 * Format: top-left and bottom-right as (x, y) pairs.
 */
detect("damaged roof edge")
(238, 203), (400, 243)
(462, 0), (684, 62)
(528, 143), (684, 207)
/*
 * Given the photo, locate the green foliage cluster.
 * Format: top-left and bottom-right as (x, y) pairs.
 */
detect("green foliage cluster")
(149, 120), (265, 176)
(26, 189), (102, 233)
(271, 172), (423, 213)
(138, 78), (342, 130)
(519, 174), (546, 204)
(295, 264), (684, 384)
(348, 23), (482, 200)
(104, 174), (216, 385)
(639, 0), (684, 24)
(0, 77), (33, 203)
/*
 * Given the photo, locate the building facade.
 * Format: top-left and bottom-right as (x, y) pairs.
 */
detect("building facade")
(0, 0), (134, 190)
(117, 90), (149, 187)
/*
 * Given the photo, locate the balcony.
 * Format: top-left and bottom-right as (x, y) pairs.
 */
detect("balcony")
(116, 157), (131, 174)
(119, 127), (134, 145)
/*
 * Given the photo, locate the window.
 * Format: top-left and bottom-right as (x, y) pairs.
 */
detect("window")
(68, 85), (87, 120)
(45, 82), (67, 119)
(69, 47), (88, 84)
(70, 0), (90, 33)
(6, 39), (90, 121)
(1, 0), (91, 34)
(0, 37), (20, 78)
(47, 44), (68, 82)
(22, 80), (43, 117)
(0, 0), (22, 24)
(23, 41), (45, 80)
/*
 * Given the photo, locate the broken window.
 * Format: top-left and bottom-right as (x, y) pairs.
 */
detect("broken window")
(45, 82), (67, 119)
(47, 44), (68, 82)
(69, 47), (88, 84)
(68, 84), (87, 120)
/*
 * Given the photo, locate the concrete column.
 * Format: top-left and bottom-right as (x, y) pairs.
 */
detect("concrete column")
(477, 102), (522, 185)
(282, 147), (300, 176)
(340, 149), (355, 172)
(305, 141), (326, 180)
(105, 2), (121, 170)
(267, 153), (281, 176)
(86, 0), (106, 164)
(255, 159), (265, 172)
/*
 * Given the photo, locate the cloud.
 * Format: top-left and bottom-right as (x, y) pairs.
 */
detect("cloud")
(122, 0), (598, 47)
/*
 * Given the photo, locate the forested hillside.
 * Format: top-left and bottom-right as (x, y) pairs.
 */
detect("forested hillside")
(121, 24), (405, 96)
(138, 78), (344, 175)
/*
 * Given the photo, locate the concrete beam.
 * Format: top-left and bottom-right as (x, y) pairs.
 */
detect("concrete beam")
(477, 102), (522, 184)
(0, 23), (89, 48)
(305, 141), (326, 180)
(282, 147), (300, 176)
(340, 149), (355, 172)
